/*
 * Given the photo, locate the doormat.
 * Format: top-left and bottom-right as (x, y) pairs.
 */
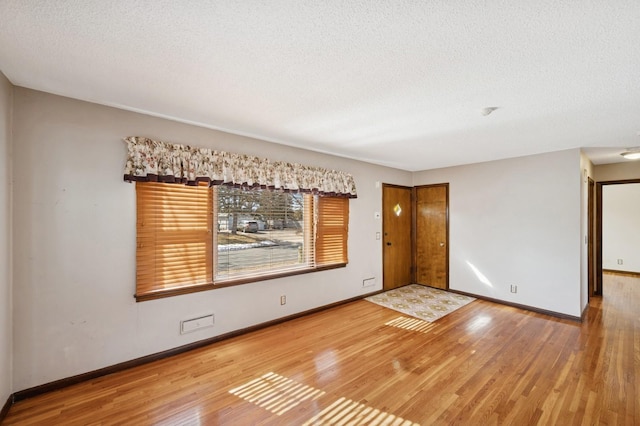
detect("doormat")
(365, 284), (476, 322)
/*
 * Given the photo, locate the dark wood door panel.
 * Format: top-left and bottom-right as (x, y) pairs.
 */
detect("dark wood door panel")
(415, 184), (448, 289)
(382, 184), (412, 290)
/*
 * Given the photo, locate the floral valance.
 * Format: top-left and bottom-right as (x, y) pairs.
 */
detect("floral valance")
(123, 136), (357, 198)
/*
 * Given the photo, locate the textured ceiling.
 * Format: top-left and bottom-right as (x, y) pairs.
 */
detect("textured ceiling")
(1, 0), (639, 171)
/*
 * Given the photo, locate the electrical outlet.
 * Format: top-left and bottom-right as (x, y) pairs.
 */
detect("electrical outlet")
(280, 295), (286, 305)
(510, 285), (518, 294)
(617, 259), (623, 265)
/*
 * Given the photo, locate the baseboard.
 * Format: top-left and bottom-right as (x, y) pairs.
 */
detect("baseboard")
(448, 289), (582, 322)
(12, 290), (379, 403)
(0, 393), (13, 423)
(581, 303), (590, 321)
(603, 269), (640, 278)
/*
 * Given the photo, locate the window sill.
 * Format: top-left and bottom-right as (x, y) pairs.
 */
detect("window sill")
(135, 263), (347, 302)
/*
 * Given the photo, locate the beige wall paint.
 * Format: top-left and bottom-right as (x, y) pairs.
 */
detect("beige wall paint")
(413, 149), (583, 317)
(0, 72), (12, 401)
(594, 162), (640, 182)
(11, 88), (412, 390)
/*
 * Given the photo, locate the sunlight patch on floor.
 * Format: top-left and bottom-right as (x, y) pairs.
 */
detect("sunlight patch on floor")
(303, 397), (420, 426)
(229, 372), (325, 415)
(385, 316), (439, 334)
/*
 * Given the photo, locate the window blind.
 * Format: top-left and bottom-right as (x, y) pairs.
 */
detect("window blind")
(136, 182), (213, 298)
(315, 197), (349, 266)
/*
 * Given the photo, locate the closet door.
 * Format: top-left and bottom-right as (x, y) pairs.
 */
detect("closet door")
(415, 184), (449, 289)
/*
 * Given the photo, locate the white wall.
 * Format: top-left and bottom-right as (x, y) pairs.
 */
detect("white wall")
(0, 72), (12, 402)
(413, 149), (583, 317)
(11, 88), (412, 391)
(602, 184), (640, 273)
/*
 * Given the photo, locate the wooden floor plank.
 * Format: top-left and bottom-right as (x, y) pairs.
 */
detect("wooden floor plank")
(4, 273), (639, 425)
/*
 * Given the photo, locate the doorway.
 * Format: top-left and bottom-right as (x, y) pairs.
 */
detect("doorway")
(595, 179), (640, 295)
(588, 177), (595, 298)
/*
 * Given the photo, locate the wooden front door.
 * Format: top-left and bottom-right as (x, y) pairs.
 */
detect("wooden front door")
(415, 184), (449, 289)
(382, 184), (412, 290)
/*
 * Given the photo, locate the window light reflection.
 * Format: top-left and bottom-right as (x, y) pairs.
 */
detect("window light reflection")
(466, 261), (494, 288)
(154, 407), (202, 426)
(467, 315), (492, 332)
(314, 350), (339, 382)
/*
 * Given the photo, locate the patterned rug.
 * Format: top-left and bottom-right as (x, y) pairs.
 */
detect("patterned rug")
(365, 284), (476, 322)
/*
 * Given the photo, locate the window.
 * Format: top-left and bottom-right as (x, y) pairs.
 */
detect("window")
(215, 186), (313, 281)
(135, 182), (349, 301)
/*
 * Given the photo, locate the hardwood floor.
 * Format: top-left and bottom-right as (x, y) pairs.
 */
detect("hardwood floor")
(4, 274), (639, 425)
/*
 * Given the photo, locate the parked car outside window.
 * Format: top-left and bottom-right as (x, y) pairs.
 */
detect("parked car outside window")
(238, 220), (259, 233)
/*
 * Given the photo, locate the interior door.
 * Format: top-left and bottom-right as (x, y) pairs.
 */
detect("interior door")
(382, 184), (412, 290)
(415, 184), (449, 289)
(588, 177), (595, 298)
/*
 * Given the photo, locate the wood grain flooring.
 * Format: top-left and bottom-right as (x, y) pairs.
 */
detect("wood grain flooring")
(4, 273), (639, 425)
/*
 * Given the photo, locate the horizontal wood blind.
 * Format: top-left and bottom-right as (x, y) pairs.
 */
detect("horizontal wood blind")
(136, 182), (213, 297)
(315, 197), (349, 266)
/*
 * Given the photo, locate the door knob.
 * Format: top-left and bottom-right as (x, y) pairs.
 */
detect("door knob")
(439, 242), (445, 247)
